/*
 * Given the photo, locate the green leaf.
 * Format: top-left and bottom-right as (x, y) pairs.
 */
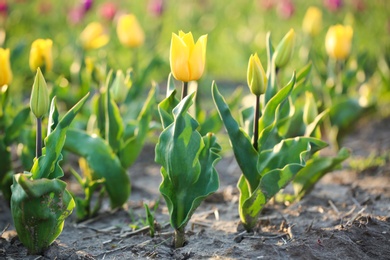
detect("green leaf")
(4, 107), (30, 146)
(106, 76), (124, 153)
(30, 93), (89, 180)
(156, 93), (220, 230)
(64, 129), (130, 209)
(119, 86), (156, 168)
(212, 82), (258, 191)
(158, 89), (179, 129)
(293, 147), (350, 200)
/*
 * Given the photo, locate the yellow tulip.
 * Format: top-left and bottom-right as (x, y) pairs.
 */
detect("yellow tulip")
(117, 14), (145, 48)
(325, 24), (353, 60)
(170, 31), (207, 82)
(247, 53), (267, 96)
(80, 22), (109, 50)
(0, 48), (12, 86)
(302, 7), (322, 37)
(29, 39), (53, 73)
(274, 28), (295, 69)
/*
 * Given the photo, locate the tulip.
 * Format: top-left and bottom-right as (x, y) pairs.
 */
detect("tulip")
(273, 28), (295, 69)
(111, 70), (130, 103)
(80, 22), (109, 50)
(82, 0), (93, 12)
(303, 91), (318, 125)
(99, 2), (117, 21)
(148, 0), (165, 17)
(325, 24), (353, 60)
(323, 0), (343, 12)
(30, 68), (49, 119)
(170, 31), (207, 82)
(247, 53), (267, 96)
(277, 0), (295, 19)
(29, 39), (53, 73)
(116, 14), (145, 48)
(302, 7), (322, 37)
(0, 48), (12, 87)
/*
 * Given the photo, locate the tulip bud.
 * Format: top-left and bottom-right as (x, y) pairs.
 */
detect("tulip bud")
(302, 7), (322, 37)
(111, 70), (131, 103)
(303, 91), (318, 125)
(0, 48), (12, 87)
(30, 68), (49, 118)
(170, 31), (207, 82)
(117, 14), (145, 48)
(29, 39), (53, 73)
(80, 22), (109, 50)
(247, 53), (267, 96)
(325, 24), (353, 60)
(273, 28), (295, 69)
(99, 2), (117, 21)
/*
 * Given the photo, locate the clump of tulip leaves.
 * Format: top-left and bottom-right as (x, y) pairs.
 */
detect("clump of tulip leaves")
(10, 69), (89, 254)
(155, 74), (221, 248)
(213, 31), (349, 232)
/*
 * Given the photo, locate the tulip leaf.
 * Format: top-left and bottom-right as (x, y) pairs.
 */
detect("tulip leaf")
(11, 173), (75, 254)
(293, 147), (350, 200)
(156, 92), (220, 230)
(212, 82), (258, 191)
(64, 129), (130, 208)
(30, 93), (89, 180)
(106, 79), (124, 154)
(119, 86), (156, 168)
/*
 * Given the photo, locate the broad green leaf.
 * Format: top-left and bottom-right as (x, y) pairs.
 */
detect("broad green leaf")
(4, 107), (30, 146)
(158, 89), (179, 129)
(240, 106), (254, 137)
(156, 93), (220, 230)
(304, 109), (329, 137)
(293, 147), (350, 200)
(11, 173), (75, 254)
(30, 93), (89, 180)
(119, 86), (156, 168)
(64, 129), (130, 208)
(212, 83), (258, 191)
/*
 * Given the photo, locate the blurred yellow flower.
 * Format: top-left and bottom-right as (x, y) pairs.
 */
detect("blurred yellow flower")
(247, 53), (267, 96)
(302, 7), (322, 37)
(274, 28), (295, 69)
(0, 48), (12, 86)
(325, 24), (353, 60)
(117, 14), (145, 48)
(29, 39), (53, 72)
(80, 22), (109, 50)
(170, 31), (207, 82)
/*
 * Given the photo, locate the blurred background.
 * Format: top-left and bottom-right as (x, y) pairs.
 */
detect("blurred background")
(1, 0), (389, 99)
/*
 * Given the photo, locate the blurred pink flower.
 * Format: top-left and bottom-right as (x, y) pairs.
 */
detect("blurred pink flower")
(82, 0), (93, 12)
(323, 0), (343, 12)
(277, 0), (295, 19)
(68, 7), (85, 25)
(259, 0), (277, 10)
(99, 2), (117, 21)
(352, 0), (365, 12)
(148, 0), (165, 17)
(0, 0), (8, 16)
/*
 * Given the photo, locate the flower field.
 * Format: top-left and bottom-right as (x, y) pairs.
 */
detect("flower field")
(0, 0), (389, 259)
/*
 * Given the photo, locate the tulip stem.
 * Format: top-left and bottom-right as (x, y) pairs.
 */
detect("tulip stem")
(181, 81), (188, 100)
(253, 94), (260, 151)
(174, 227), (186, 248)
(36, 117), (42, 158)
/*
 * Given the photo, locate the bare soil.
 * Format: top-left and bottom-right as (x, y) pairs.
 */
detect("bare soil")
(0, 116), (389, 259)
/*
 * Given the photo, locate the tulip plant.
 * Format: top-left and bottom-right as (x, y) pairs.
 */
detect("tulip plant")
(155, 31), (221, 248)
(11, 69), (89, 254)
(212, 29), (347, 231)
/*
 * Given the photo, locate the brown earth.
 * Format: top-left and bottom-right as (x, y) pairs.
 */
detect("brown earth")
(0, 116), (389, 259)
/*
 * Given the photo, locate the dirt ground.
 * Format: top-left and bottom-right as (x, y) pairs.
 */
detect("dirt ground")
(0, 116), (389, 260)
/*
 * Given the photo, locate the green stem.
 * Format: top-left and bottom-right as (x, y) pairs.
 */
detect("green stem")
(174, 227), (186, 248)
(181, 81), (188, 100)
(335, 60), (343, 94)
(253, 95), (260, 151)
(36, 117), (42, 158)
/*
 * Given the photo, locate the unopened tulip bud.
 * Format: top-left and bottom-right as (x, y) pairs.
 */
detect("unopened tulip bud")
(303, 91), (318, 125)
(325, 24), (353, 60)
(247, 53), (267, 96)
(0, 48), (12, 86)
(30, 68), (49, 118)
(111, 70), (130, 103)
(274, 28), (295, 69)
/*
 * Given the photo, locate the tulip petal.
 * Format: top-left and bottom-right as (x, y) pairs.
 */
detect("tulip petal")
(170, 33), (190, 82)
(188, 35), (207, 81)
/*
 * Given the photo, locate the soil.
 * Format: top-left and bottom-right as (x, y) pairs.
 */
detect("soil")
(0, 116), (390, 260)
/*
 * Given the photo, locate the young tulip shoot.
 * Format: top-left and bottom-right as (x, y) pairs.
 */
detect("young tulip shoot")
(325, 24), (353, 60)
(274, 28), (295, 69)
(0, 48), (12, 87)
(29, 39), (53, 73)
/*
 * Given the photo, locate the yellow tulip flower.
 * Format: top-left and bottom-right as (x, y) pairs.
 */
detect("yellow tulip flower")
(0, 48), (12, 86)
(302, 7), (322, 37)
(247, 53), (267, 96)
(29, 39), (53, 73)
(117, 14), (145, 48)
(170, 31), (207, 82)
(80, 22), (109, 50)
(325, 24), (353, 60)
